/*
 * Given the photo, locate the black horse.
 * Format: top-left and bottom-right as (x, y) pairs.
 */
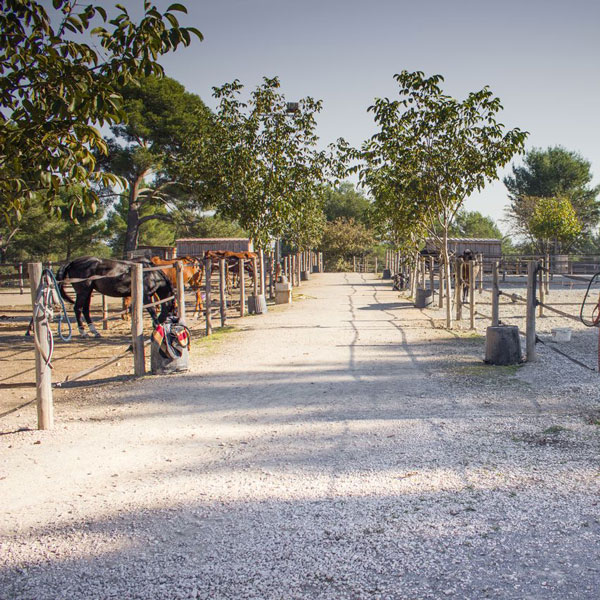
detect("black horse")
(57, 256), (175, 338)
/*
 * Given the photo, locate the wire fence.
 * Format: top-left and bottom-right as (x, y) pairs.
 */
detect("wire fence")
(385, 253), (600, 373)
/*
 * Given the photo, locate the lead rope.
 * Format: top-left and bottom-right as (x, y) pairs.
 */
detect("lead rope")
(31, 269), (72, 368)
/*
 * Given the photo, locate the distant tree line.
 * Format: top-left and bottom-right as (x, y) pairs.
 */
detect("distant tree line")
(1, 2), (599, 301)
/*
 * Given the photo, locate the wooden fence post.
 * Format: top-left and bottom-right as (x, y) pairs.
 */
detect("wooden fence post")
(455, 258), (463, 321)
(176, 260), (186, 325)
(353, 256), (356, 272)
(19, 262), (24, 294)
(252, 256), (259, 297)
(268, 252), (274, 298)
(544, 254), (550, 294)
(296, 253), (301, 286)
(102, 294), (108, 330)
(438, 259), (444, 308)
(219, 258), (227, 328)
(429, 257), (434, 292)
(526, 260), (537, 362)
(374, 257), (378, 274)
(258, 249), (265, 296)
(492, 261), (500, 327)
(538, 260), (544, 318)
(204, 257), (212, 335)
(478, 253), (483, 293)
(28, 262), (53, 430)
(469, 261), (475, 330)
(239, 258), (246, 317)
(131, 263), (145, 376)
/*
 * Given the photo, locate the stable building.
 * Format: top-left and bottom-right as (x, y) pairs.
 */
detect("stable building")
(425, 238), (502, 263)
(176, 238), (254, 257)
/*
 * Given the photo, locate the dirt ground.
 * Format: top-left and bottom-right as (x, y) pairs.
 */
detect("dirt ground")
(0, 286), (247, 417)
(1, 273), (599, 599)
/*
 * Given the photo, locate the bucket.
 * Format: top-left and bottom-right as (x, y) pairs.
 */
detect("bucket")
(414, 288), (433, 308)
(551, 327), (572, 342)
(248, 294), (268, 314)
(485, 325), (522, 365)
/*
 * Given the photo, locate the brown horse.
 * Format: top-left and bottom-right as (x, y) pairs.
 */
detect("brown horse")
(204, 250), (257, 291)
(122, 256), (204, 319)
(150, 256), (204, 316)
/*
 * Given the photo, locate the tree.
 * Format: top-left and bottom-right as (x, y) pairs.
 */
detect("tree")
(190, 77), (331, 250)
(0, 0), (202, 223)
(0, 187), (109, 262)
(527, 196), (581, 254)
(449, 210), (503, 239)
(173, 213), (247, 240)
(105, 192), (175, 256)
(101, 75), (213, 256)
(359, 71), (527, 326)
(504, 146), (600, 244)
(318, 218), (375, 271)
(323, 182), (371, 225)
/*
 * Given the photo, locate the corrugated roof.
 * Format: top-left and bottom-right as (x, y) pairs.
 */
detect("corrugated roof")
(176, 238), (251, 242)
(428, 238), (501, 243)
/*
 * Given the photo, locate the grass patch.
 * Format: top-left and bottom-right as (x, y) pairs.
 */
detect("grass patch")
(453, 363), (522, 377)
(543, 425), (568, 435)
(584, 411), (600, 426)
(191, 325), (237, 354)
(458, 331), (485, 340)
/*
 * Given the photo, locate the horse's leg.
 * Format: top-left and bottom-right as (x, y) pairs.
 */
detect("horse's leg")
(194, 269), (204, 318)
(74, 290), (90, 337)
(195, 289), (203, 316)
(83, 292), (101, 338)
(144, 293), (159, 325)
(121, 297), (131, 321)
(157, 293), (173, 324)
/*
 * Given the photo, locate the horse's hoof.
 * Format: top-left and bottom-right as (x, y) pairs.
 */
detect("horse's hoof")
(94, 332), (102, 339)
(80, 332), (88, 339)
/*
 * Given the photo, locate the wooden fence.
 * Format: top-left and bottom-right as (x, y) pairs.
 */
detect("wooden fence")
(20, 250), (325, 430)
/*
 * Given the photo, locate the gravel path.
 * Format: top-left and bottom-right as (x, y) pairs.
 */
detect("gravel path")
(1, 273), (599, 599)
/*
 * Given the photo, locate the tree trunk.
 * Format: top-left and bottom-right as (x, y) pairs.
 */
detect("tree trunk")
(442, 228), (453, 328)
(123, 172), (147, 258)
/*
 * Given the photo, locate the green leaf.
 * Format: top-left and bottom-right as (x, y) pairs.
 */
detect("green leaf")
(167, 3), (188, 13)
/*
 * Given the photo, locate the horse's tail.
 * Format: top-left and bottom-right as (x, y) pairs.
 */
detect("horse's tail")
(56, 262), (75, 304)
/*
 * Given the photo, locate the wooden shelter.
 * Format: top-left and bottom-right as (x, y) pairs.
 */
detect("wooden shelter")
(425, 238), (502, 261)
(176, 238), (254, 257)
(128, 245), (176, 260)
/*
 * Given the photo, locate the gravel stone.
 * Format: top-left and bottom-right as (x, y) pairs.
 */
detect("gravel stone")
(1, 273), (599, 599)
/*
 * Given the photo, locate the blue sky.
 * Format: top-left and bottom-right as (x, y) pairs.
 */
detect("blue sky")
(154, 0), (600, 233)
